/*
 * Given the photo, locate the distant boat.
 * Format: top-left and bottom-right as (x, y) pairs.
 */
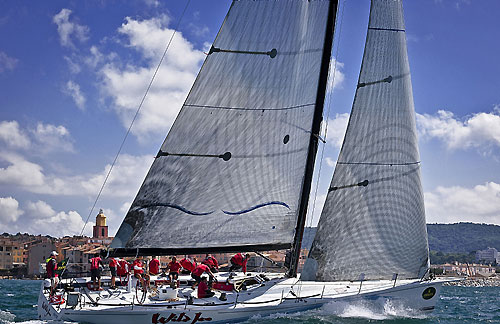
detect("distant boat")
(38, 0), (448, 322)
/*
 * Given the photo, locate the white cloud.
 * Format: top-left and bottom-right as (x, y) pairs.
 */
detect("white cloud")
(98, 15), (205, 142)
(327, 57), (345, 92)
(0, 197), (24, 223)
(65, 80), (86, 110)
(417, 109), (500, 150)
(32, 122), (75, 153)
(0, 199), (93, 236)
(53, 8), (89, 48)
(0, 153), (151, 198)
(188, 23), (209, 37)
(0, 152), (46, 188)
(64, 56), (81, 74)
(143, 0), (160, 7)
(325, 157), (336, 168)
(0, 120), (30, 148)
(425, 182), (500, 225)
(325, 113), (350, 148)
(0, 51), (18, 73)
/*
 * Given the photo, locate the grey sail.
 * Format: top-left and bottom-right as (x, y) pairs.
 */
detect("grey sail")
(302, 0), (429, 281)
(111, 0), (334, 254)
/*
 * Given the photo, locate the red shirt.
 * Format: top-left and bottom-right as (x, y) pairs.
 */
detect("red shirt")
(168, 261), (181, 273)
(109, 258), (118, 268)
(231, 253), (248, 273)
(117, 259), (129, 276)
(180, 258), (196, 272)
(149, 259), (160, 275)
(133, 259), (144, 275)
(202, 256), (219, 269)
(90, 257), (102, 270)
(197, 280), (209, 298)
(192, 264), (210, 277)
(46, 258), (57, 278)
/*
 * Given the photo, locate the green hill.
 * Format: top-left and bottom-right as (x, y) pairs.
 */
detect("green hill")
(427, 222), (500, 253)
(303, 223), (500, 254)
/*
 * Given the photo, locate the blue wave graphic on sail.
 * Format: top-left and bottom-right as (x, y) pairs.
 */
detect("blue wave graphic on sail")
(139, 203), (214, 216)
(222, 201), (290, 215)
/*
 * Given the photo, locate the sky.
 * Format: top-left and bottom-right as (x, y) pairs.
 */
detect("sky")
(0, 0), (499, 238)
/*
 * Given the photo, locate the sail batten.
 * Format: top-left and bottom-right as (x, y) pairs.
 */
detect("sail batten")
(111, 0), (334, 253)
(302, 0), (429, 281)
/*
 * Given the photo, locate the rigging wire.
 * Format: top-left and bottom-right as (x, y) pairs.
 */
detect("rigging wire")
(306, 0), (347, 230)
(292, 0), (346, 291)
(61, 1), (192, 277)
(78, 0), (192, 238)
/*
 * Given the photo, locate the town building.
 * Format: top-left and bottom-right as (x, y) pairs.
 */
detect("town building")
(475, 247), (499, 264)
(27, 239), (56, 276)
(432, 262), (497, 277)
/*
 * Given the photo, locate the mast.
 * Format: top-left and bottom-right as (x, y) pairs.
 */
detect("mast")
(287, 0), (338, 278)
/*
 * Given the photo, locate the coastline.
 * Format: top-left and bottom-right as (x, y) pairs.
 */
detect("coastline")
(443, 275), (500, 287)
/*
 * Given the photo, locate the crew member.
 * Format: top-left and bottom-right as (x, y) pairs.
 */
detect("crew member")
(89, 254), (103, 290)
(180, 257), (197, 274)
(167, 256), (182, 282)
(149, 256), (160, 276)
(197, 277), (215, 298)
(108, 257), (118, 289)
(133, 256), (150, 291)
(202, 254), (219, 273)
(191, 263), (216, 289)
(229, 253), (251, 274)
(46, 251), (58, 296)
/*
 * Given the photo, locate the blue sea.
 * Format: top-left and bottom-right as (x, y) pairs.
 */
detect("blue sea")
(0, 279), (498, 323)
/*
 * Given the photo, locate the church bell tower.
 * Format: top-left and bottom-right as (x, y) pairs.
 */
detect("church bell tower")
(93, 209), (108, 239)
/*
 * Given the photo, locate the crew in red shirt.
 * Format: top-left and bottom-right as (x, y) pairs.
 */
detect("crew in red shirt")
(133, 257), (150, 291)
(202, 254), (219, 273)
(149, 256), (160, 275)
(229, 253), (251, 274)
(180, 257), (197, 274)
(89, 255), (103, 290)
(191, 263), (215, 288)
(108, 257), (118, 289)
(46, 251), (58, 296)
(116, 259), (129, 277)
(167, 256), (182, 281)
(197, 277), (215, 298)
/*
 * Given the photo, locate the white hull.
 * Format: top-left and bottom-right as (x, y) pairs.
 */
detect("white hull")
(38, 273), (445, 323)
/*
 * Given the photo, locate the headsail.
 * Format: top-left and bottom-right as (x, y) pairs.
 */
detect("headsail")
(111, 0), (334, 255)
(302, 0), (429, 281)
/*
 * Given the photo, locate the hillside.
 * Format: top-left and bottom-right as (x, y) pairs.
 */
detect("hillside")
(303, 223), (500, 253)
(427, 223), (500, 253)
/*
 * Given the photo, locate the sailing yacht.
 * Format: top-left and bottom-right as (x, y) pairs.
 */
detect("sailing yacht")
(38, 0), (449, 322)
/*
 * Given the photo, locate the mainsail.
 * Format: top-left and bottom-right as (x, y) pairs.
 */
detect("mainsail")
(111, 0), (336, 255)
(302, 0), (429, 281)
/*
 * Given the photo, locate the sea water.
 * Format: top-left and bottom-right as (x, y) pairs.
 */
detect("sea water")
(0, 279), (498, 324)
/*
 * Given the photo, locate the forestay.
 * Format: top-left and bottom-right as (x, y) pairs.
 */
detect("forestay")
(302, 0), (429, 281)
(111, 0), (332, 254)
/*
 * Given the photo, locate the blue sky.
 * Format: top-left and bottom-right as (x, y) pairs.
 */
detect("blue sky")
(0, 0), (499, 237)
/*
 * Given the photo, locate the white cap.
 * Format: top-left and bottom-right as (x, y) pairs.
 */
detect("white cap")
(51, 251), (58, 256)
